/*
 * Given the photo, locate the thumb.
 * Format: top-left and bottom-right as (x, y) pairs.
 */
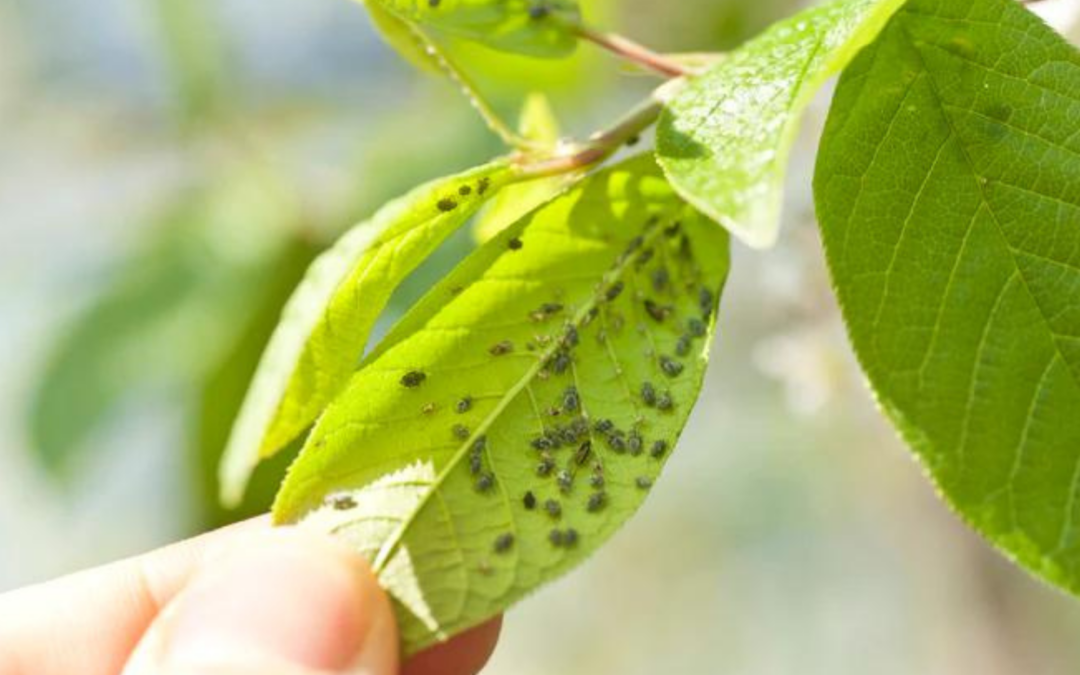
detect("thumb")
(122, 528), (398, 675)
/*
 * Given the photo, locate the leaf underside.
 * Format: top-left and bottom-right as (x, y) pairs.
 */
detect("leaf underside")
(656, 0), (906, 249)
(273, 156), (730, 653)
(220, 162), (516, 506)
(815, 0), (1080, 592)
(367, 0), (580, 58)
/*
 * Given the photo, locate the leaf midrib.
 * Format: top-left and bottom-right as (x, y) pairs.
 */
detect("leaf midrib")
(371, 217), (669, 574)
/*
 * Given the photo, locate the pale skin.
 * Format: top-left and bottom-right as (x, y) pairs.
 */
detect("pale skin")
(0, 519), (501, 675)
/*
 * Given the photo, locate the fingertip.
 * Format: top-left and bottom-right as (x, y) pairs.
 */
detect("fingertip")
(125, 528), (399, 675)
(403, 617), (502, 675)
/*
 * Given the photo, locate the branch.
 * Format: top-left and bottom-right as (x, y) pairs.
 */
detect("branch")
(570, 24), (691, 79)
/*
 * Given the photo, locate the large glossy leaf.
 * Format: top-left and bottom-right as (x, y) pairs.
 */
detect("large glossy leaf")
(656, 0), (906, 249)
(273, 156), (730, 653)
(815, 0), (1080, 592)
(220, 162), (517, 506)
(364, 0), (580, 58)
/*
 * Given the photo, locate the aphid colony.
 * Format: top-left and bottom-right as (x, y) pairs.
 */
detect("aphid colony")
(379, 213), (718, 562)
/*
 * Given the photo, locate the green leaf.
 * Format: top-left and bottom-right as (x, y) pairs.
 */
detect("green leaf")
(29, 176), (295, 478)
(473, 93), (574, 243)
(273, 155), (730, 653)
(815, 0), (1080, 592)
(656, 0), (906, 249)
(220, 161), (518, 507)
(363, 0), (580, 58)
(362, 0), (443, 75)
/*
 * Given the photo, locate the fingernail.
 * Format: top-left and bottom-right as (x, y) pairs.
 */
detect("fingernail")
(150, 530), (396, 674)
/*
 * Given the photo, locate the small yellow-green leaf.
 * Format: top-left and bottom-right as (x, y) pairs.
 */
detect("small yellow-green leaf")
(273, 155), (730, 653)
(365, 0), (580, 58)
(656, 0), (906, 249)
(473, 93), (572, 243)
(220, 161), (518, 506)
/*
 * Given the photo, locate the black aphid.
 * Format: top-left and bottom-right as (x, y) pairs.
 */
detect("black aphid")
(587, 491), (607, 512)
(477, 176), (491, 195)
(589, 473), (605, 488)
(544, 498), (562, 519)
(508, 236), (523, 250)
(548, 529), (565, 547)
(607, 430), (627, 454)
(675, 334), (692, 357)
(476, 472), (495, 491)
(523, 491), (537, 510)
(563, 386), (580, 413)
(471, 436), (487, 453)
(563, 325), (579, 348)
(489, 340), (514, 356)
(636, 248), (655, 267)
(427, 0), (440, 6)
(528, 3), (550, 19)
(628, 431), (643, 456)
(437, 198), (458, 212)
(456, 396), (473, 414)
(557, 469), (574, 493)
(664, 221), (682, 238)
(699, 287), (714, 314)
(626, 235), (644, 253)
(452, 424), (470, 441)
(569, 417), (590, 439)
(494, 533), (515, 553)
(594, 419), (614, 433)
(331, 495), (357, 511)
(563, 528), (579, 546)
(605, 281), (625, 302)
(401, 371), (426, 388)
(657, 391), (674, 411)
(650, 440), (668, 459)
(635, 476), (653, 489)
(659, 355), (684, 378)
(531, 436), (553, 451)
(625, 134), (640, 147)
(687, 317), (707, 337)
(641, 381), (657, 407)
(458, 184), (472, 196)
(469, 453), (482, 475)
(652, 268), (670, 292)
(644, 299), (672, 323)
(537, 454), (556, 477)
(549, 350), (571, 374)
(574, 440), (592, 466)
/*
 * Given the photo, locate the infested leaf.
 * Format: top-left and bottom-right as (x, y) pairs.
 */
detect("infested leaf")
(815, 0), (1080, 593)
(656, 0), (905, 249)
(273, 155), (730, 653)
(362, 0), (581, 58)
(220, 161), (520, 506)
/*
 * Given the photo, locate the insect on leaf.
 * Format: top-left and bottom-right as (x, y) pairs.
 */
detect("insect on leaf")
(815, 0), (1080, 593)
(272, 155), (730, 653)
(220, 161), (518, 507)
(365, 0), (581, 58)
(656, 0), (906, 249)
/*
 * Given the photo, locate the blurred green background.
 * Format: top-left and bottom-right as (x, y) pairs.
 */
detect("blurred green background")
(4, 0), (1080, 671)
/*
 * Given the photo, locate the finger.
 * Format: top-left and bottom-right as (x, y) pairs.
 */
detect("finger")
(0, 517), (268, 675)
(403, 618), (502, 675)
(123, 528), (398, 675)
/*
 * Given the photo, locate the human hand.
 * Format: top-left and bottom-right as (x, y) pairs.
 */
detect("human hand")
(0, 519), (500, 675)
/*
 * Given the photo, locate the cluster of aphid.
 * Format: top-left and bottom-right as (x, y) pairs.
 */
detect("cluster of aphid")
(386, 213), (717, 564)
